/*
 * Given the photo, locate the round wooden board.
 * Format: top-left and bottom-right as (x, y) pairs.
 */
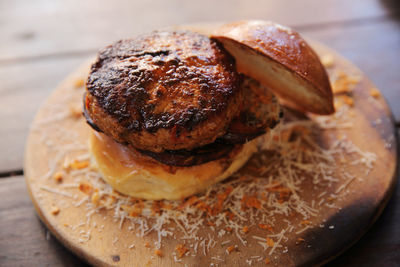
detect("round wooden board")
(25, 25), (398, 267)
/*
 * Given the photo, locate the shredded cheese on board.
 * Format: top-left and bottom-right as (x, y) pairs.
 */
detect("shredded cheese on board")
(27, 64), (395, 266)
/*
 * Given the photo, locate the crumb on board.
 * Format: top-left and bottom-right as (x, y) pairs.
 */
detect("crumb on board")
(79, 182), (93, 194)
(266, 237), (275, 247)
(226, 245), (237, 254)
(175, 244), (189, 258)
(369, 88), (381, 98)
(332, 71), (360, 94)
(111, 255), (120, 262)
(321, 54), (334, 68)
(53, 171), (63, 183)
(74, 78), (85, 88)
(91, 191), (100, 205)
(259, 224), (273, 231)
(154, 249), (163, 257)
(265, 257), (271, 264)
(34, 74), (381, 265)
(69, 159), (89, 170)
(51, 206), (60, 215)
(341, 95), (354, 107)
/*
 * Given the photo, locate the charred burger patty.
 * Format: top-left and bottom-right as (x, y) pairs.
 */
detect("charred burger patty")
(84, 30), (281, 166)
(85, 30), (242, 153)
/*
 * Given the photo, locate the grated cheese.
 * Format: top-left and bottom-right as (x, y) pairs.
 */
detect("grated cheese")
(40, 186), (73, 198)
(33, 77), (382, 265)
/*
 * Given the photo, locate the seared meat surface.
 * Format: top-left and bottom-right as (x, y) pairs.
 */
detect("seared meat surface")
(85, 30), (242, 152)
(220, 78), (281, 144)
(84, 30), (282, 166)
(85, 77), (280, 167)
(137, 142), (236, 167)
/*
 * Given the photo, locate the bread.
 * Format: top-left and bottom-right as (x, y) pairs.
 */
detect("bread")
(85, 21), (333, 200)
(89, 131), (265, 200)
(212, 20), (334, 115)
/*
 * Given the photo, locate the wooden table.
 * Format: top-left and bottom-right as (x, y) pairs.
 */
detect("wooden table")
(0, 0), (399, 266)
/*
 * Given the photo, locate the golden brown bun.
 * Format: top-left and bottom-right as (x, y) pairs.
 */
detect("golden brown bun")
(212, 20), (334, 115)
(89, 132), (264, 200)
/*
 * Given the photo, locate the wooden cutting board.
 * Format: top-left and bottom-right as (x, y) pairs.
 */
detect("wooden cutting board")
(24, 24), (398, 267)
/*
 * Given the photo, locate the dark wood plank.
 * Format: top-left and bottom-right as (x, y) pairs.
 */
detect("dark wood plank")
(325, 169), (400, 266)
(1, 0), (399, 61)
(303, 19), (400, 126)
(0, 176), (89, 267)
(0, 56), (92, 173)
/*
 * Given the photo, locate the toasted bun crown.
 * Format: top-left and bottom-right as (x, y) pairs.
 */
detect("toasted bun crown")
(212, 20), (334, 115)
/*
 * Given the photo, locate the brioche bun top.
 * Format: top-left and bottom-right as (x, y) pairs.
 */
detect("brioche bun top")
(212, 20), (334, 115)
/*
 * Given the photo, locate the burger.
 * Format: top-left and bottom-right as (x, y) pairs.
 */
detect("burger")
(83, 20), (334, 200)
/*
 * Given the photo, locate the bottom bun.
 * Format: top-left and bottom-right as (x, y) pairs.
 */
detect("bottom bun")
(89, 132), (266, 200)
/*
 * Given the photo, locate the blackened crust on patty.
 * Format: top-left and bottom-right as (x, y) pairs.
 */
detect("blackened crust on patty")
(85, 30), (242, 152)
(219, 78), (282, 144)
(83, 92), (103, 133)
(138, 142), (236, 167)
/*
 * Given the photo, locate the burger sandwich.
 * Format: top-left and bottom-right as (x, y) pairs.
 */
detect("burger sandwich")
(83, 20), (334, 200)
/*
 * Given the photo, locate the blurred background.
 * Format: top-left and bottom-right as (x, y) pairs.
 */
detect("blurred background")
(1, 0), (400, 173)
(0, 0), (399, 266)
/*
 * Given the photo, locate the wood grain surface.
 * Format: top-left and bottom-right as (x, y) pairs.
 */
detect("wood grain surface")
(1, 0), (400, 266)
(0, 176), (90, 267)
(0, 57), (90, 173)
(1, 15), (400, 173)
(23, 33), (397, 266)
(1, 0), (398, 62)
(1, 175), (399, 267)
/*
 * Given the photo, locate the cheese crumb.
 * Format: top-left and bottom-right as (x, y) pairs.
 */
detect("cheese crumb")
(321, 54), (334, 68)
(74, 78), (85, 88)
(266, 237), (274, 247)
(70, 159), (89, 170)
(226, 245), (236, 254)
(175, 244), (189, 258)
(259, 224), (273, 231)
(91, 191), (100, 205)
(369, 88), (381, 98)
(154, 249), (163, 257)
(79, 182), (93, 194)
(53, 171), (63, 183)
(332, 71), (360, 94)
(51, 206), (60, 215)
(339, 95), (354, 107)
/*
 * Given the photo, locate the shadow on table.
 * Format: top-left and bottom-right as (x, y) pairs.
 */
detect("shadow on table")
(381, 0), (400, 22)
(324, 125), (400, 267)
(34, 216), (90, 267)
